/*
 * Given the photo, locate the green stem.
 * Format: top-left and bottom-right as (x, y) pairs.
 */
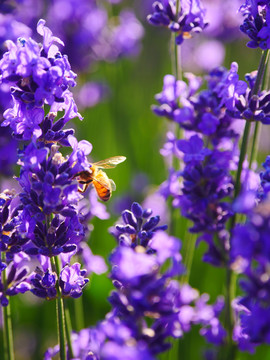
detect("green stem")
(233, 121), (252, 201)
(219, 268), (237, 360)
(176, 0), (181, 14)
(248, 121), (261, 169)
(171, 0), (182, 81)
(173, 37), (182, 81)
(56, 296), (67, 360)
(2, 302), (14, 360)
(251, 50), (269, 95)
(181, 232), (196, 283)
(225, 268), (233, 345)
(74, 295), (84, 331)
(64, 300), (74, 359)
(53, 256), (67, 360)
(1, 253), (14, 360)
(168, 0), (183, 237)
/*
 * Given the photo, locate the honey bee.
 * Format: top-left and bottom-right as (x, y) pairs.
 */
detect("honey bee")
(74, 156), (126, 201)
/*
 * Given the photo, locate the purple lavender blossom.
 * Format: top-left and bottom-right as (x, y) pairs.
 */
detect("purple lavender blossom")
(0, 19), (108, 306)
(0, 0), (145, 118)
(108, 203), (225, 352)
(239, 0), (270, 49)
(144, 0), (243, 42)
(0, 14), (32, 175)
(30, 268), (57, 300)
(59, 262), (89, 298)
(231, 199), (270, 347)
(197, 295), (226, 345)
(45, 317), (156, 360)
(0, 19), (81, 140)
(0, 126), (17, 176)
(226, 70), (270, 124)
(152, 62), (248, 132)
(147, 0), (208, 45)
(152, 73), (195, 121)
(146, 0), (243, 72)
(0, 261), (31, 306)
(232, 299), (256, 353)
(0, 191), (32, 305)
(0, 189), (29, 262)
(258, 155), (270, 200)
(17, 137), (93, 257)
(45, 202), (225, 359)
(110, 202), (168, 248)
(155, 64), (247, 266)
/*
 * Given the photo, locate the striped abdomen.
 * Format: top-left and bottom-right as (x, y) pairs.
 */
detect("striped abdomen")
(93, 171), (112, 201)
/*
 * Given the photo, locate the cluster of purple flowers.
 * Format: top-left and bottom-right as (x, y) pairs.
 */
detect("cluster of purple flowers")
(231, 199), (270, 349)
(155, 64), (247, 266)
(152, 51), (270, 268)
(45, 202), (226, 359)
(147, 0), (208, 45)
(0, 20), (107, 306)
(147, 0), (270, 355)
(0, 0), (144, 177)
(227, 70), (270, 125)
(0, 19), (81, 140)
(240, 0), (270, 49)
(0, 190), (31, 306)
(258, 155), (270, 200)
(179, 0), (243, 72)
(0, 13), (32, 176)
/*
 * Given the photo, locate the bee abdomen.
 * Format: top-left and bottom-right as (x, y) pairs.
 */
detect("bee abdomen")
(100, 189), (111, 201)
(93, 180), (111, 201)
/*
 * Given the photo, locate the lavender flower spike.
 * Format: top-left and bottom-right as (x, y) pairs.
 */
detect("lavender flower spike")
(147, 0), (208, 45)
(0, 19), (81, 140)
(240, 1), (270, 49)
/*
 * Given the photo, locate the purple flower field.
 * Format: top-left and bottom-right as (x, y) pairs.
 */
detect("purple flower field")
(0, 0), (270, 359)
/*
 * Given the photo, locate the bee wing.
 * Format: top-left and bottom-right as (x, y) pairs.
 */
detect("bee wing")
(92, 156), (126, 169)
(110, 179), (116, 191)
(92, 174), (111, 190)
(92, 175), (116, 192)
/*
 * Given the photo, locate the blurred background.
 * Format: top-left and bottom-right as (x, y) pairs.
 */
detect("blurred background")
(0, 0), (268, 359)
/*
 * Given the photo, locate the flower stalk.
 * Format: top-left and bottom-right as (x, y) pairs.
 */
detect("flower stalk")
(1, 253), (14, 360)
(231, 50), (269, 222)
(225, 49), (270, 360)
(64, 301), (75, 359)
(74, 296), (84, 331)
(248, 50), (270, 168)
(53, 256), (67, 360)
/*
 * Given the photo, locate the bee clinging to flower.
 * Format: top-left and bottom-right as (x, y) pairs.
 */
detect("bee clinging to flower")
(74, 156), (126, 201)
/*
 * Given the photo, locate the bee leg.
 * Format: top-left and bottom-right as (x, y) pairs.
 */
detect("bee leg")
(78, 184), (89, 193)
